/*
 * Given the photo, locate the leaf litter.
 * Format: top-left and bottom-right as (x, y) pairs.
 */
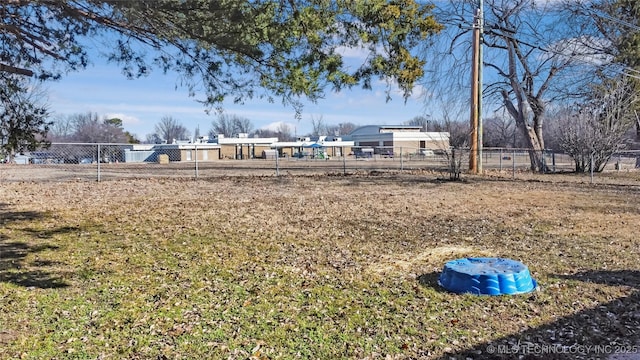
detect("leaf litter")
(0, 172), (639, 359)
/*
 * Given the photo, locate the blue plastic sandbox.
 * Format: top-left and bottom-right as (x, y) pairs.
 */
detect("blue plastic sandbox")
(438, 257), (537, 295)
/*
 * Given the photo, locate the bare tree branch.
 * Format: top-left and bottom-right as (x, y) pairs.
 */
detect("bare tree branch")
(0, 63), (33, 76)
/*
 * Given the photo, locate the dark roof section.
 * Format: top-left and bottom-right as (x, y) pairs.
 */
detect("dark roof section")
(348, 125), (423, 136)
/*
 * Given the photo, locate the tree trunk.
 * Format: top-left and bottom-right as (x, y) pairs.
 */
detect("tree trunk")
(502, 90), (546, 172)
(523, 125), (545, 172)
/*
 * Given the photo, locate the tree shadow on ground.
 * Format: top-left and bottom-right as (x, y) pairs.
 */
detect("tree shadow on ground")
(1, 210), (44, 222)
(426, 270), (640, 360)
(0, 207), (75, 289)
(320, 170), (640, 193)
(330, 172), (468, 188)
(417, 271), (450, 294)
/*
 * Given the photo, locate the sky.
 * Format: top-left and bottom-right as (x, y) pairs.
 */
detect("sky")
(45, 56), (430, 141)
(28, 0), (609, 143)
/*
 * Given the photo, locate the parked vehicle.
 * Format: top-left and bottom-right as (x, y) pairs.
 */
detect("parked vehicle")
(379, 150), (394, 158)
(354, 148), (374, 158)
(292, 151), (310, 158)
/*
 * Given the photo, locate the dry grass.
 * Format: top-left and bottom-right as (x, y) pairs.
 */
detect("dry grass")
(1, 171), (639, 359)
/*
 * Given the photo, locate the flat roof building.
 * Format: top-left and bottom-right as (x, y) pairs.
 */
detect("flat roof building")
(345, 125), (450, 155)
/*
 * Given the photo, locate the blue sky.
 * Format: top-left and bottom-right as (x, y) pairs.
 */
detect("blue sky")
(45, 56), (430, 140)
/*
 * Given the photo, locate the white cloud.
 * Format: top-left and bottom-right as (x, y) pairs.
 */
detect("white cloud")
(104, 113), (142, 127)
(335, 44), (371, 60)
(547, 36), (613, 66)
(260, 121), (297, 132)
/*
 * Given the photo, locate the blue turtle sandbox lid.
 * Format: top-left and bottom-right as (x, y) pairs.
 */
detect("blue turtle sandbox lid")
(438, 257), (537, 295)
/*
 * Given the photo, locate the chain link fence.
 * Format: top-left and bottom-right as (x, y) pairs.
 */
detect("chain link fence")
(1, 143), (639, 182)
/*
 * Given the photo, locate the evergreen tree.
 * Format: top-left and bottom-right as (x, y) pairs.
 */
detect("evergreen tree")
(0, 75), (50, 161)
(1, 1), (442, 109)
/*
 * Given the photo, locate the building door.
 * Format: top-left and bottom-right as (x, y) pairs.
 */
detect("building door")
(420, 140), (426, 150)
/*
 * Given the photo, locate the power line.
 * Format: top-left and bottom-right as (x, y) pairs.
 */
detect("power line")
(588, 9), (640, 32)
(586, 8), (640, 80)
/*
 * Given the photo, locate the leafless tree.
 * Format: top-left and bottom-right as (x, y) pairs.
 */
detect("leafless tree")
(233, 116), (253, 134)
(145, 133), (163, 144)
(251, 128), (278, 139)
(210, 114), (234, 138)
(404, 115), (430, 131)
(67, 112), (101, 142)
(64, 112), (129, 143)
(276, 123), (293, 141)
(155, 115), (188, 143)
(566, 0), (640, 141)
(337, 122), (357, 136)
(310, 115), (326, 136)
(49, 112), (136, 146)
(483, 115), (518, 148)
(210, 113), (252, 137)
(551, 77), (638, 172)
(427, 95), (469, 149)
(325, 122), (358, 136)
(425, 0), (604, 171)
(49, 114), (76, 141)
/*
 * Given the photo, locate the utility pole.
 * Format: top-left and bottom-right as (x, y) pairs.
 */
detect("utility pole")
(469, 2), (484, 174)
(477, 0), (484, 173)
(469, 8), (480, 173)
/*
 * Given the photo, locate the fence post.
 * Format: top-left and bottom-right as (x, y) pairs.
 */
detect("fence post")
(342, 146), (346, 176)
(97, 144), (101, 182)
(499, 149), (503, 171)
(276, 149), (280, 176)
(552, 151), (556, 173)
(195, 144), (199, 179)
(400, 147), (404, 171)
(590, 152), (594, 184)
(512, 149), (516, 179)
(448, 149), (453, 179)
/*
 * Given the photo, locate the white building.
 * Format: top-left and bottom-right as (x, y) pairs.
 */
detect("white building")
(345, 125), (450, 155)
